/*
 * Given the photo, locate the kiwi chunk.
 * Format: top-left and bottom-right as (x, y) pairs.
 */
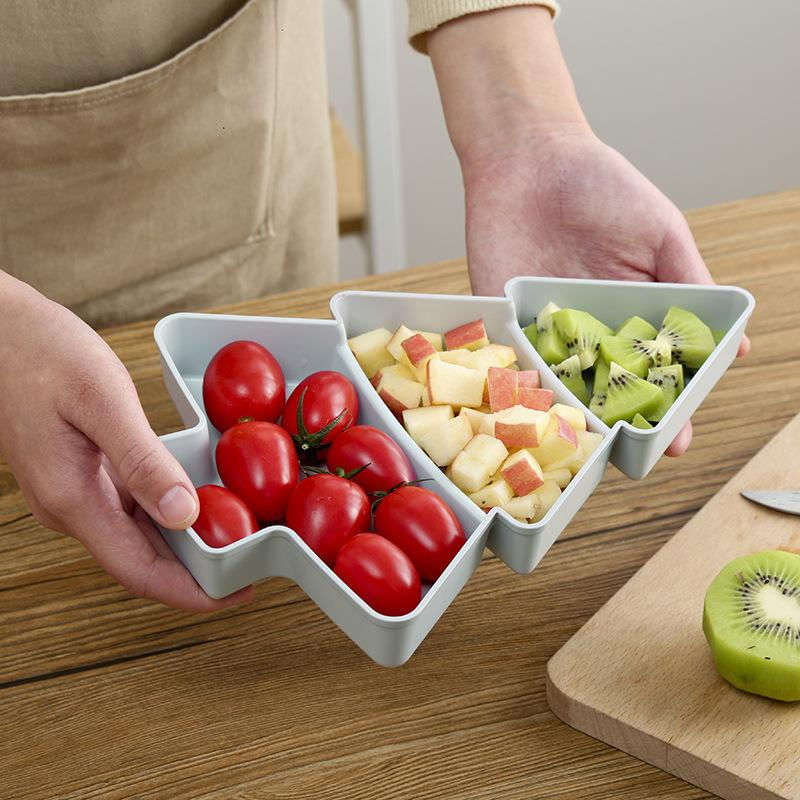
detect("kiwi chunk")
(523, 321), (538, 348)
(535, 302), (569, 365)
(646, 364), (684, 421)
(659, 306), (716, 368)
(550, 354), (589, 405)
(712, 328), (726, 345)
(616, 315), (658, 340)
(631, 413), (653, 429)
(599, 335), (672, 377)
(552, 309), (613, 370)
(601, 362), (662, 425)
(589, 392), (606, 418)
(593, 359), (610, 394)
(704, 550), (800, 702)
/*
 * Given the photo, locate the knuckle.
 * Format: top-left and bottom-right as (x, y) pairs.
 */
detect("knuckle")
(117, 440), (163, 491)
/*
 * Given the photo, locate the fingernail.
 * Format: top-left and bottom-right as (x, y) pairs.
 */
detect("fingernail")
(158, 485), (197, 527)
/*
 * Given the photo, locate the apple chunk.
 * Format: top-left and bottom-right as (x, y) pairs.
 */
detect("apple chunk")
(444, 319), (489, 352)
(418, 413), (473, 466)
(371, 362), (415, 387)
(527, 413), (579, 467)
(450, 451), (492, 493)
(459, 406), (488, 435)
(402, 405), (454, 444)
(531, 479), (562, 522)
(468, 344), (518, 374)
(417, 331), (444, 351)
(376, 371), (424, 415)
(468, 478), (514, 510)
(462, 433), (508, 475)
(550, 403), (587, 432)
(386, 324), (415, 361)
(493, 405), (550, 449)
(500, 450), (544, 496)
(438, 348), (474, 368)
(501, 493), (541, 523)
(426, 358), (485, 410)
(543, 468), (572, 489)
(401, 333), (437, 380)
(518, 370), (540, 389)
(487, 366), (518, 412)
(348, 327), (394, 379)
(517, 387), (553, 411)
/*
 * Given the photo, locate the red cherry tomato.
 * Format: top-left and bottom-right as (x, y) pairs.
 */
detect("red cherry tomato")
(373, 485), (465, 582)
(285, 474), (370, 566)
(282, 371), (359, 456)
(215, 421), (299, 522)
(203, 340), (285, 432)
(192, 485), (260, 548)
(334, 533), (421, 616)
(326, 425), (415, 494)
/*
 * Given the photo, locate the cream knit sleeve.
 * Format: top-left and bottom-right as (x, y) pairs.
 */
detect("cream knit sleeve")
(408, 0), (560, 52)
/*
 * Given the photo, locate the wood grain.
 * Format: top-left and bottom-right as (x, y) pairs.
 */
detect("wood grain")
(0, 190), (798, 799)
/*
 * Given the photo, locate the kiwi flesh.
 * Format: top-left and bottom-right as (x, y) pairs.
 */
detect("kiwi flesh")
(552, 309), (613, 370)
(616, 315), (658, 340)
(593, 359), (610, 394)
(704, 550), (800, 701)
(550, 354), (589, 405)
(599, 335), (672, 377)
(589, 392), (606, 418)
(601, 362), (662, 426)
(659, 306), (716, 368)
(523, 321), (538, 348)
(535, 302), (569, 365)
(712, 328), (726, 345)
(646, 364), (684, 421)
(631, 413), (653, 429)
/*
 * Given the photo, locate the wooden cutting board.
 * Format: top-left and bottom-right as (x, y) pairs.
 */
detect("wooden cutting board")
(547, 412), (800, 800)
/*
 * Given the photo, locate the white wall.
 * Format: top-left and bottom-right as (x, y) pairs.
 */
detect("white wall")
(327, 1), (800, 279)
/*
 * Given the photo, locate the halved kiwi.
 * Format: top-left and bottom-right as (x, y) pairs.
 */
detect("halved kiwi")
(535, 302), (569, 365)
(599, 335), (672, 377)
(704, 550), (800, 701)
(552, 309), (613, 370)
(659, 306), (716, 368)
(616, 315), (658, 340)
(601, 362), (662, 426)
(550, 354), (589, 405)
(646, 364), (684, 421)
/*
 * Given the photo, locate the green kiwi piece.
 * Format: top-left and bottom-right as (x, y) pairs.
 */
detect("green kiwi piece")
(599, 335), (672, 377)
(601, 362), (662, 425)
(550, 354), (590, 405)
(712, 328), (726, 345)
(616, 315), (658, 340)
(704, 550), (800, 702)
(588, 392), (606, 418)
(535, 302), (569, 365)
(646, 364), (684, 421)
(551, 309), (613, 370)
(593, 359), (610, 394)
(631, 413), (653, 429)
(523, 321), (538, 348)
(659, 306), (716, 368)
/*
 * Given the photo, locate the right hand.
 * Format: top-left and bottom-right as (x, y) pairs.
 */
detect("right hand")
(0, 274), (253, 611)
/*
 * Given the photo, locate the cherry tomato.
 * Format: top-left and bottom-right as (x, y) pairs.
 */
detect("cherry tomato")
(334, 533), (421, 616)
(326, 425), (415, 494)
(285, 474), (370, 566)
(373, 485), (465, 582)
(215, 421), (299, 522)
(282, 371), (359, 457)
(203, 340), (285, 432)
(192, 485), (260, 548)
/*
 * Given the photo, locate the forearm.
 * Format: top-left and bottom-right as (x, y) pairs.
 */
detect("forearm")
(427, 6), (587, 168)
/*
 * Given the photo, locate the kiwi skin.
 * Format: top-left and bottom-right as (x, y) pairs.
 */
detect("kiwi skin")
(704, 550), (800, 702)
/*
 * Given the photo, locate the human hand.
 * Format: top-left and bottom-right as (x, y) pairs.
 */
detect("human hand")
(0, 274), (253, 610)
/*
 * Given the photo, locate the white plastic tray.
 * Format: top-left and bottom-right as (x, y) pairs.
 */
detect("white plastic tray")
(153, 277), (754, 666)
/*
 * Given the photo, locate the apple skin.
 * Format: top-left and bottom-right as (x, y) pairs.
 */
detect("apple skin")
(487, 366), (518, 412)
(517, 370), (540, 389)
(501, 452), (544, 495)
(554, 414), (579, 446)
(401, 333), (436, 367)
(518, 387), (554, 411)
(443, 319), (489, 352)
(494, 421), (541, 449)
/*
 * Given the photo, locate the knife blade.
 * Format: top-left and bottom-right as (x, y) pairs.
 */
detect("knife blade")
(740, 490), (800, 516)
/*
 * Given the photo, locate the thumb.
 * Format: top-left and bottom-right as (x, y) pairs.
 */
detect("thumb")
(655, 215), (714, 286)
(68, 374), (199, 530)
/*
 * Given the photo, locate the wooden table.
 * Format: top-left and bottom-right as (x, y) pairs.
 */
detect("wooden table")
(1, 190), (798, 800)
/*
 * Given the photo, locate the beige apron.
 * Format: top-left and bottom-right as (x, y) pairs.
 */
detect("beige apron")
(0, 0), (337, 328)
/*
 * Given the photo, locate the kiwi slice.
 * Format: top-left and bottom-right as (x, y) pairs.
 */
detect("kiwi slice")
(601, 362), (662, 425)
(704, 550), (800, 701)
(523, 321), (538, 348)
(551, 309), (613, 370)
(599, 335), (672, 377)
(589, 392), (606, 418)
(550, 354), (589, 405)
(593, 359), (610, 395)
(712, 328), (726, 345)
(659, 306), (716, 368)
(646, 364), (684, 421)
(631, 413), (653, 429)
(535, 302), (569, 365)
(616, 315), (658, 340)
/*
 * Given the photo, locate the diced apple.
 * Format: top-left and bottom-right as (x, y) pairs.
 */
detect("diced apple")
(401, 333), (437, 380)
(426, 358), (485, 410)
(438, 348), (474, 368)
(531, 479), (562, 522)
(518, 387), (554, 411)
(543, 467), (572, 489)
(547, 451), (581, 473)
(478, 412), (497, 436)
(576, 430), (603, 457)
(493, 405), (551, 449)
(550, 403), (587, 432)
(502, 493), (541, 523)
(418, 413), (473, 466)
(348, 327), (395, 379)
(376, 371), (424, 415)
(371, 362), (416, 387)
(459, 406), (489, 435)
(518, 370), (540, 388)
(500, 450), (544, 496)
(450, 451), (492, 493)
(527, 413), (579, 467)
(417, 331), (444, 351)
(386, 324), (416, 361)
(468, 344), (518, 373)
(462, 433), (508, 475)
(403, 405), (454, 444)
(469, 478), (514, 510)
(487, 366), (518, 412)
(444, 319), (489, 352)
